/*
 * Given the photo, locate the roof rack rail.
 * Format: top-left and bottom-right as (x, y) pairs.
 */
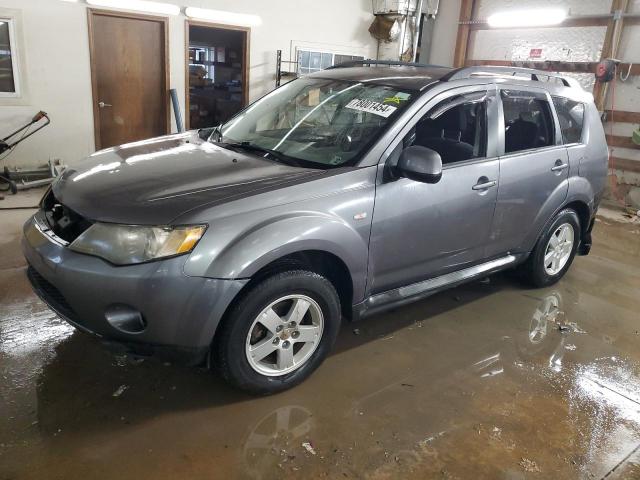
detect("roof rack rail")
(441, 66), (581, 88)
(327, 59), (446, 70)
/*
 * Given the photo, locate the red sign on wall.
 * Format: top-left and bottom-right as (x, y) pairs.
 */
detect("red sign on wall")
(529, 48), (543, 58)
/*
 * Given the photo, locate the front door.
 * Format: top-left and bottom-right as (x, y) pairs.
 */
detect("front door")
(368, 86), (500, 295)
(485, 88), (569, 257)
(88, 10), (169, 149)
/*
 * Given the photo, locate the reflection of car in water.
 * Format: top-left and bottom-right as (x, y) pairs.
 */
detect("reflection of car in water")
(242, 405), (314, 479)
(473, 292), (572, 379)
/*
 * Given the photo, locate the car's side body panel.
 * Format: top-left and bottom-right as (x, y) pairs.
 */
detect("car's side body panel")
(369, 158), (501, 293)
(575, 101), (609, 207)
(487, 145), (570, 256)
(181, 166), (377, 304)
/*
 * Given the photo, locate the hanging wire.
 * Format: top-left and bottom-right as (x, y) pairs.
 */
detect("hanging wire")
(620, 62), (633, 81)
(608, 64), (626, 207)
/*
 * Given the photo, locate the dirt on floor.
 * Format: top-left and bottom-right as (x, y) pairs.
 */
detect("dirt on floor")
(1, 190), (640, 479)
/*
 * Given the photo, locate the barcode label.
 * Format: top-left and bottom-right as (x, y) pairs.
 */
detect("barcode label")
(345, 99), (397, 118)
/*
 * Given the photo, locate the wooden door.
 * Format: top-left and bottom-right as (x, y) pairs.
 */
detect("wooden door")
(88, 10), (169, 149)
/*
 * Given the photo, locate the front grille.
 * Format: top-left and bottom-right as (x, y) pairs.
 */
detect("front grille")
(27, 266), (77, 321)
(41, 189), (92, 243)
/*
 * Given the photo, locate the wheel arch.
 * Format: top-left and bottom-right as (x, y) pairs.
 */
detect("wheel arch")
(210, 249), (354, 357)
(523, 193), (593, 254)
(563, 199), (591, 235)
(244, 250), (354, 318)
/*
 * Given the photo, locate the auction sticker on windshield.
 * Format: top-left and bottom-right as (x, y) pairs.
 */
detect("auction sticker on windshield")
(345, 98), (397, 118)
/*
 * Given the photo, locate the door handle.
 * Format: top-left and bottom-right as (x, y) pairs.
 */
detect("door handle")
(551, 161), (568, 172)
(472, 179), (497, 191)
(98, 101), (112, 108)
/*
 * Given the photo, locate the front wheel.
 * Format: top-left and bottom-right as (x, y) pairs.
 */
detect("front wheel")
(212, 270), (341, 394)
(519, 209), (581, 288)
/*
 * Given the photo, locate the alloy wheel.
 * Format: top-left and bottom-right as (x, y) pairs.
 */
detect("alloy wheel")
(543, 223), (574, 275)
(245, 295), (324, 376)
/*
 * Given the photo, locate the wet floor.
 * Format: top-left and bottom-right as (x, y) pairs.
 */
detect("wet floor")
(1, 191), (640, 479)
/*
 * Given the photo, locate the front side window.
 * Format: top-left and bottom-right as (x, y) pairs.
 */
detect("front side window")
(0, 18), (18, 96)
(220, 77), (415, 168)
(501, 90), (555, 154)
(552, 96), (585, 144)
(404, 92), (487, 165)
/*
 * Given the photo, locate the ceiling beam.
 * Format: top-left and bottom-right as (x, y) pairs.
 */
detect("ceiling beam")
(607, 134), (640, 150)
(604, 110), (640, 123)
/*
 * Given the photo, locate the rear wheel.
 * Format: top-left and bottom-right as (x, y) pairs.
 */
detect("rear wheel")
(213, 270), (341, 394)
(519, 209), (580, 287)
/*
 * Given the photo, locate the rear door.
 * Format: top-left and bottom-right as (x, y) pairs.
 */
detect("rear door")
(485, 87), (569, 257)
(368, 85), (500, 294)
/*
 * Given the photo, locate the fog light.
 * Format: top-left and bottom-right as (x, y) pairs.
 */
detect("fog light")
(105, 304), (146, 333)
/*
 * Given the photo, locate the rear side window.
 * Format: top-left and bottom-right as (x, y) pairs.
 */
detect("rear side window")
(501, 90), (555, 154)
(552, 96), (585, 144)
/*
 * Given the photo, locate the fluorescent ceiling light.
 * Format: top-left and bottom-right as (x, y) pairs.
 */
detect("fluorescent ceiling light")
(86, 0), (180, 15)
(487, 8), (567, 28)
(185, 7), (262, 26)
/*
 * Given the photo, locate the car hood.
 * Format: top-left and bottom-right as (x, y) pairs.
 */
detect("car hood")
(52, 133), (326, 224)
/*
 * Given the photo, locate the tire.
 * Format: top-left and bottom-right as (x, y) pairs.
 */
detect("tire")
(212, 270), (341, 395)
(519, 209), (581, 288)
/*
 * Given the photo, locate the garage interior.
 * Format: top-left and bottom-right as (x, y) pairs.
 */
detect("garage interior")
(1, 0), (640, 478)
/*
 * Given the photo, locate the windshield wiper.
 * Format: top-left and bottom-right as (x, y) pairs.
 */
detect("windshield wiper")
(220, 141), (298, 166)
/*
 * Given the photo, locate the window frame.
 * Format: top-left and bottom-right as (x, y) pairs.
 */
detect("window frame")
(380, 84), (499, 179)
(0, 16), (21, 98)
(496, 86), (563, 157)
(416, 91), (489, 165)
(551, 95), (586, 146)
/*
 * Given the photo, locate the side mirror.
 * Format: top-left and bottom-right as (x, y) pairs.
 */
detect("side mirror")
(199, 124), (222, 142)
(396, 145), (443, 184)
(198, 127), (215, 141)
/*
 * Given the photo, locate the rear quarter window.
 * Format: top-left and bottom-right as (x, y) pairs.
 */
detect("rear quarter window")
(552, 96), (585, 144)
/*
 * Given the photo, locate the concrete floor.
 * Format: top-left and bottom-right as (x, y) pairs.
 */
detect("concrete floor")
(1, 189), (640, 480)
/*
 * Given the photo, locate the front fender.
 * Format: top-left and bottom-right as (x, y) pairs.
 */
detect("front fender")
(185, 211), (371, 302)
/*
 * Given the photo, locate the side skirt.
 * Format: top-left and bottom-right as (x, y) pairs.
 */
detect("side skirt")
(352, 253), (526, 320)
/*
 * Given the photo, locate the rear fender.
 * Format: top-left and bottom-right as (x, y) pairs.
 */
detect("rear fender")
(522, 176), (594, 252)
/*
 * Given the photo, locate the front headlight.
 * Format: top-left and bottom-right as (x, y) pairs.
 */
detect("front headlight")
(69, 223), (207, 265)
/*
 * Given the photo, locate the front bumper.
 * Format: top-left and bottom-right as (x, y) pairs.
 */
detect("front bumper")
(22, 213), (248, 364)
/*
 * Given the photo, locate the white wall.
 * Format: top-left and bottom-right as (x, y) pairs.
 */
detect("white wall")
(426, 0), (460, 67)
(0, 0), (376, 168)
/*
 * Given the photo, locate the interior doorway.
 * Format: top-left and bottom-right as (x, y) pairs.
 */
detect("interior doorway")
(88, 10), (169, 149)
(185, 21), (249, 130)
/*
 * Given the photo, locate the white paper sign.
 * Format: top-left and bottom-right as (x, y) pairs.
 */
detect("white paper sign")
(345, 98), (397, 118)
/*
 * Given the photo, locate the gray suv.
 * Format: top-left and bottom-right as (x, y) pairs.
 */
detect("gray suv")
(23, 62), (607, 393)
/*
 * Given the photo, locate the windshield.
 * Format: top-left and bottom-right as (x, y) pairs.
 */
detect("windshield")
(217, 77), (415, 168)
